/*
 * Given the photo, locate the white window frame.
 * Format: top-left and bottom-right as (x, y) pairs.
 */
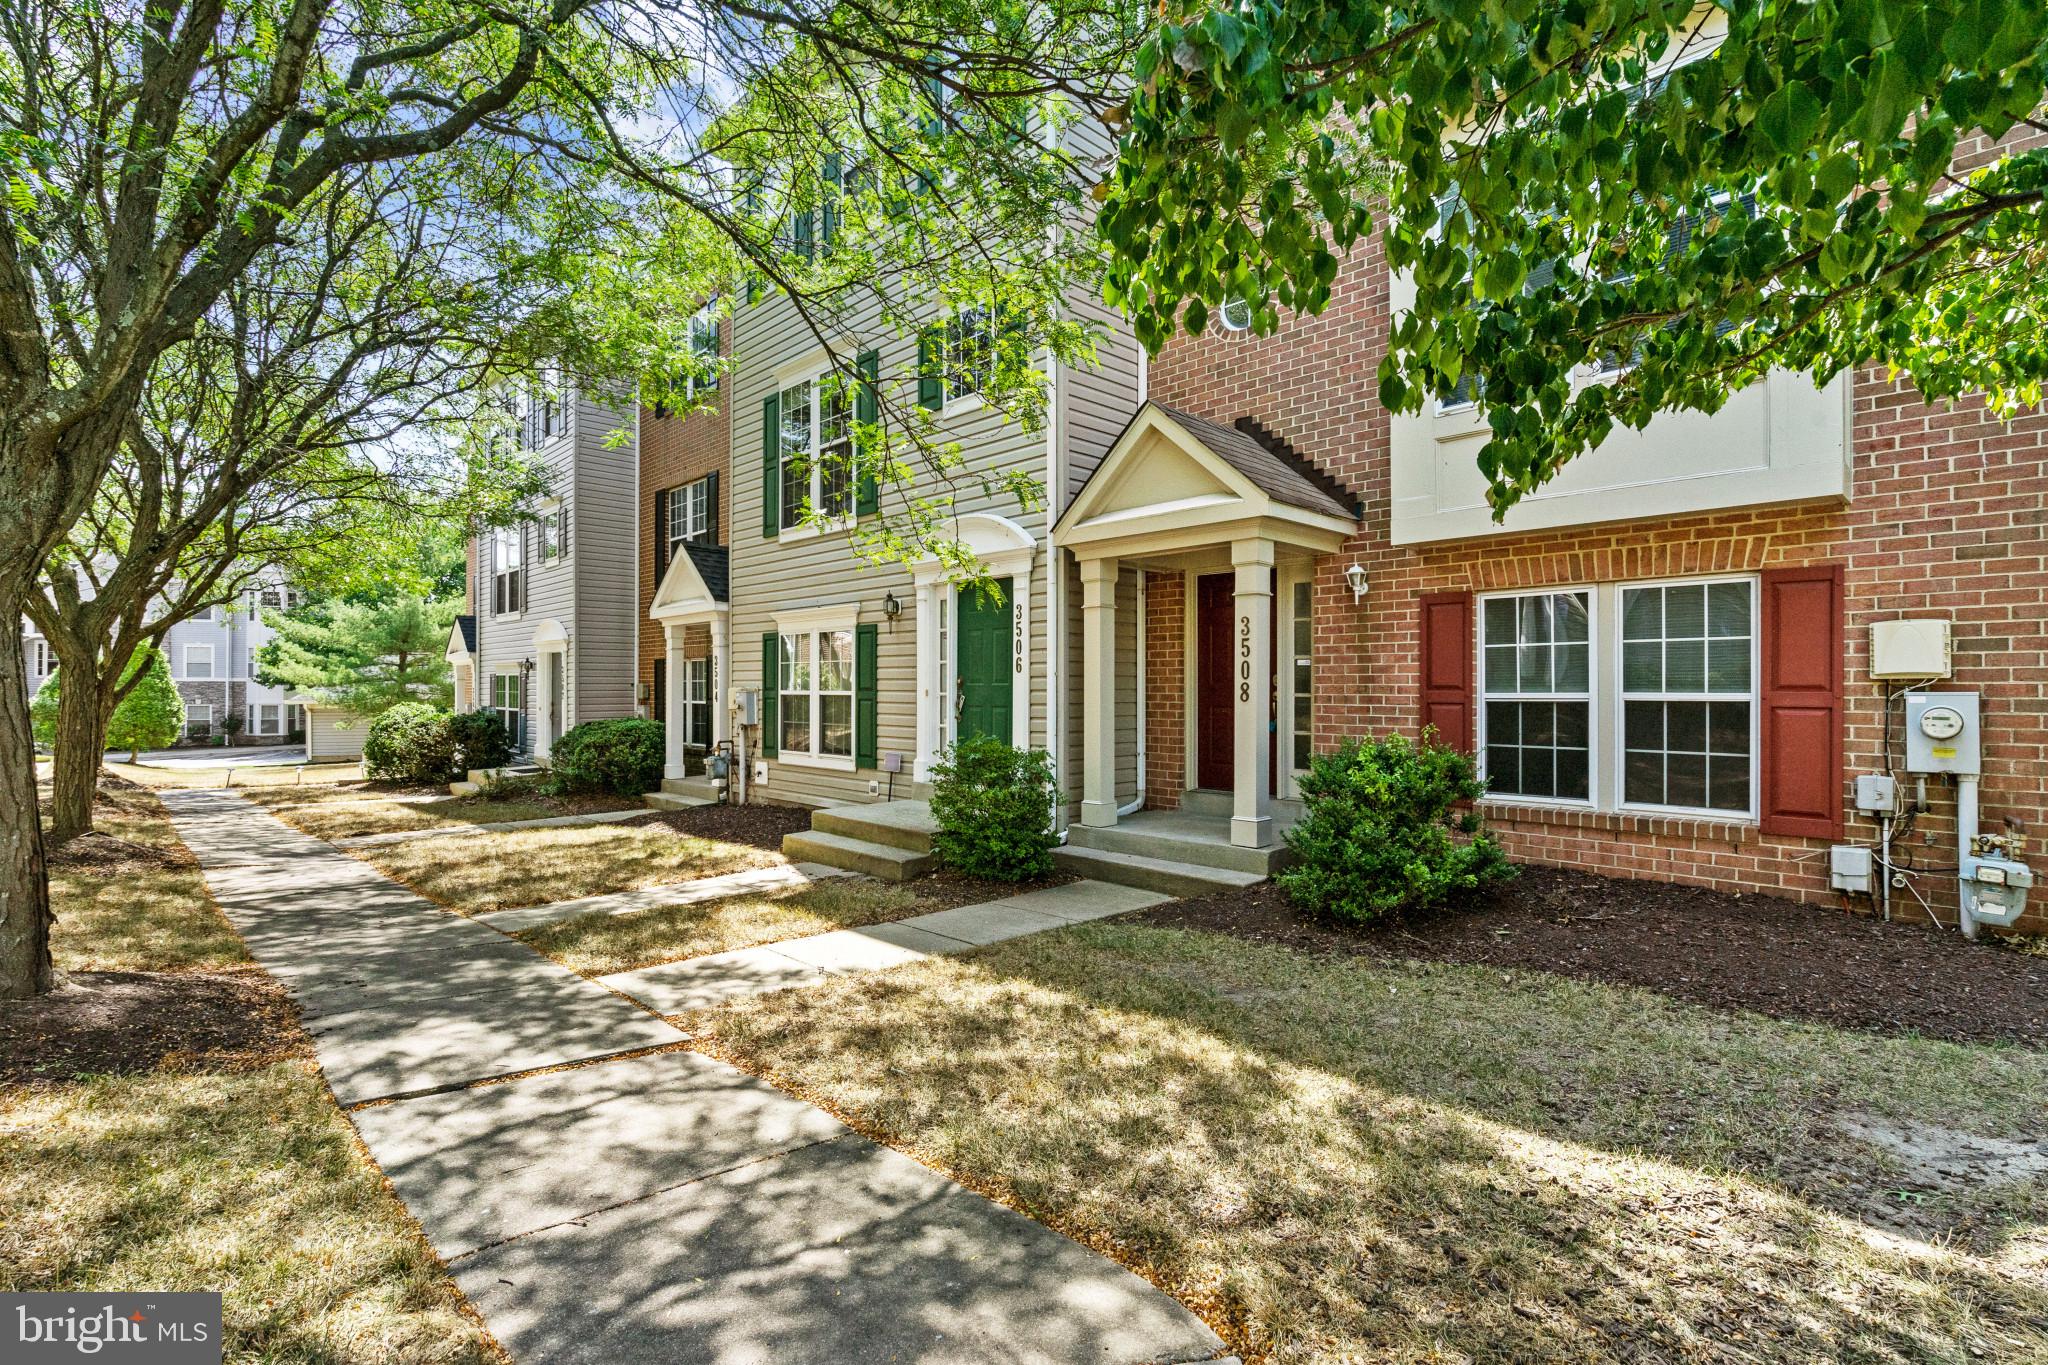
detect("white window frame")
(685, 304), (721, 399)
(493, 526), (523, 618)
(538, 500), (568, 563)
(774, 605), (858, 770)
(182, 644), (214, 680)
(667, 477), (711, 554)
(1616, 574), (1759, 820)
(1476, 587), (1597, 809)
(776, 371), (855, 537)
(491, 670), (523, 747)
(28, 639), (49, 677)
(185, 703), (214, 738)
(939, 305), (996, 411)
(682, 656), (712, 752)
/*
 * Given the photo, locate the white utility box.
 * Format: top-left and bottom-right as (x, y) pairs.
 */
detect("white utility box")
(1870, 619), (1952, 680)
(1854, 774), (1900, 815)
(1829, 845), (1873, 894)
(1904, 692), (1981, 775)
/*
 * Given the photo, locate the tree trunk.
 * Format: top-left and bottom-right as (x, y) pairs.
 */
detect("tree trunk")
(0, 589), (54, 1000)
(47, 658), (114, 844)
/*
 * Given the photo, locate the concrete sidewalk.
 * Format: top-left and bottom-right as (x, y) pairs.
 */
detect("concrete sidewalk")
(602, 879), (1170, 1014)
(161, 790), (1225, 1365)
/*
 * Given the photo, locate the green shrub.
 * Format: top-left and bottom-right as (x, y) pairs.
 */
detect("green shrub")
(928, 735), (1058, 881)
(1277, 732), (1513, 923)
(361, 703), (458, 784)
(450, 708), (515, 773)
(30, 648), (185, 759)
(548, 718), (665, 796)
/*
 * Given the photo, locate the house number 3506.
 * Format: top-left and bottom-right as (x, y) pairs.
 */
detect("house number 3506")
(1237, 614), (1252, 702)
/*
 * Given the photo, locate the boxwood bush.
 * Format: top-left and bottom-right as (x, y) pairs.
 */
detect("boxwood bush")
(928, 735), (1058, 881)
(1276, 732), (1512, 923)
(548, 717), (665, 796)
(361, 703), (459, 784)
(450, 708), (515, 773)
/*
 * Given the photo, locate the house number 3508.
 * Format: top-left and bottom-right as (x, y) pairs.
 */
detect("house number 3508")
(1237, 614), (1252, 702)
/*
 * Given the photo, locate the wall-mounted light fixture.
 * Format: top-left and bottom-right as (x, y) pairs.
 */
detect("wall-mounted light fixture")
(882, 591), (902, 621)
(1344, 563), (1369, 603)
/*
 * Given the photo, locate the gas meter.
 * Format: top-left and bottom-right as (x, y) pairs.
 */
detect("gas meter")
(1960, 852), (2033, 927)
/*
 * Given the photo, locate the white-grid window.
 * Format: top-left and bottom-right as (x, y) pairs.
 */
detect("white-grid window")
(686, 305), (721, 397)
(1479, 590), (1592, 802)
(493, 527), (523, 615)
(779, 630), (853, 759)
(186, 704), (214, 739)
(29, 639), (50, 678)
(1620, 579), (1756, 815)
(182, 644), (214, 680)
(1290, 580), (1313, 771)
(683, 657), (712, 751)
(667, 478), (711, 553)
(940, 306), (996, 405)
(539, 502), (568, 561)
(778, 376), (853, 530)
(492, 671), (523, 747)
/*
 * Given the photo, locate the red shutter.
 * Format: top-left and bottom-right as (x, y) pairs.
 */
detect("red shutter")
(1419, 591), (1475, 752)
(1759, 564), (1844, 838)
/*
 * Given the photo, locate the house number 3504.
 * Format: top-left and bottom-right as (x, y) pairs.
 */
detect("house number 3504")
(1237, 614), (1252, 702)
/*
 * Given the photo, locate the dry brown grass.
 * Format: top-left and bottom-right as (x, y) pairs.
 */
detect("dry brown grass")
(518, 879), (952, 975)
(47, 787), (247, 972)
(699, 921), (2048, 1364)
(3, 784), (496, 1363)
(357, 819), (779, 914)
(257, 793), (634, 842)
(104, 759), (364, 789)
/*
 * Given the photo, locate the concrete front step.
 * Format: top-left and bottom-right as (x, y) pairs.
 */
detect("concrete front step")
(1066, 818), (1286, 877)
(1178, 787), (1306, 823)
(449, 764), (543, 797)
(809, 799), (937, 855)
(782, 828), (935, 881)
(643, 791), (711, 811)
(661, 775), (727, 800)
(1051, 844), (1266, 898)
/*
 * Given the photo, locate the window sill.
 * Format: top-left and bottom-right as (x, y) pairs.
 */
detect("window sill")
(1481, 799), (1756, 843)
(941, 393), (986, 419)
(776, 518), (852, 545)
(772, 752), (856, 772)
(496, 612), (523, 623)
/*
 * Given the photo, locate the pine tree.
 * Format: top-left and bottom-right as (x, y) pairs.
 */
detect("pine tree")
(258, 596), (457, 717)
(31, 648), (185, 762)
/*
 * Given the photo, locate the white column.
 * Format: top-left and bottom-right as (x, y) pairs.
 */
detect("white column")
(1010, 565), (1032, 749)
(1078, 555), (1120, 828)
(663, 623), (689, 782)
(709, 614), (730, 751)
(914, 581), (938, 780)
(1231, 538), (1275, 848)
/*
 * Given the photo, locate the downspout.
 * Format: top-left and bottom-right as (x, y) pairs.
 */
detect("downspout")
(1044, 337), (1064, 836)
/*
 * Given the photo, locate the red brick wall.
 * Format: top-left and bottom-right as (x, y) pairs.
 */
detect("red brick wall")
(1143, 571), (1187, 809)
(1148, 232), (2048, 932)
(637, 317), (731, 711)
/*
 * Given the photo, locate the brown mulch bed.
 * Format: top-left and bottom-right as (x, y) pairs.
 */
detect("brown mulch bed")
(643, 802), (817, 852)
(47, 828), (195, 875)
(0, 969), (307, 1085)
(903, 866), (1078, 912)
(1136, 865), (2048, 1049)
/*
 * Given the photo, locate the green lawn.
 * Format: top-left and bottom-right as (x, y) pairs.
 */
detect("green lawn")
(3, 786), (494, 1364)
(698, 921), (2048, 1364)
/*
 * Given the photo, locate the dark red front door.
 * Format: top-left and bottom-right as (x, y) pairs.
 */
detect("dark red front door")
(1196, 573), (1234, 790)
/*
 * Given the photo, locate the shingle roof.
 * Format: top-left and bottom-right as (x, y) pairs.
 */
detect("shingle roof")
(453, 614), (476, 653)
(1150, 404), (1356, 522)
(683, 542), (729, 604)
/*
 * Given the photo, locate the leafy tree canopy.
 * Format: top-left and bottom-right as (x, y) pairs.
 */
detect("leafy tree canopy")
(30, 649), (183, 758)
(1100, 0), (2048, 514)
(257, 596), (460, 717)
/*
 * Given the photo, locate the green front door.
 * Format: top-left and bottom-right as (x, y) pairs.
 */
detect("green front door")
(956, 577), (1014, 744)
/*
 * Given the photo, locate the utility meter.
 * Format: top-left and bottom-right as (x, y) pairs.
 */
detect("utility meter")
(1960, 853), (2033, 927)
(1904, 692), (1980, 775)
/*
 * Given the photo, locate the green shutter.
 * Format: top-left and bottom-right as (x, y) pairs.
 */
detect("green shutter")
(761, 634), (779, 758)
(855, 623), (879, 770)
(792, 207), (812, 262)
(821, 152), (841, 251)
(917, 330), (942, 410)
(760, 392), (780, 538)
(854, 349), (880, 516)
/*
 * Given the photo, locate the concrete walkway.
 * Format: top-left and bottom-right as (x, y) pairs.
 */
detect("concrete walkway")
(602, 880), (1170, 1014)
(333, 806), (648, 848)
(479, 861), (858, 932)
(160, 790), (1224, 1365)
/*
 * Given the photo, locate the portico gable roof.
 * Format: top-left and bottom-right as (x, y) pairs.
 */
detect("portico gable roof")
(651, 542), (730, 624)
(1053, 402), (1357, 559)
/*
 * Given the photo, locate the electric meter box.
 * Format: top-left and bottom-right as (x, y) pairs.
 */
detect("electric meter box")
(1904, 691), (1980, 775)
(1869, 619), (1953, 680)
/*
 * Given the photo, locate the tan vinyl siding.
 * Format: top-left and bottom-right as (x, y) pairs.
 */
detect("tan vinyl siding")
(303, 706), (368, 762)
(570, 388), (640, 724)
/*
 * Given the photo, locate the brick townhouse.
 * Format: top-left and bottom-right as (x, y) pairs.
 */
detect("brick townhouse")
(1067, 202), (2047, 935)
